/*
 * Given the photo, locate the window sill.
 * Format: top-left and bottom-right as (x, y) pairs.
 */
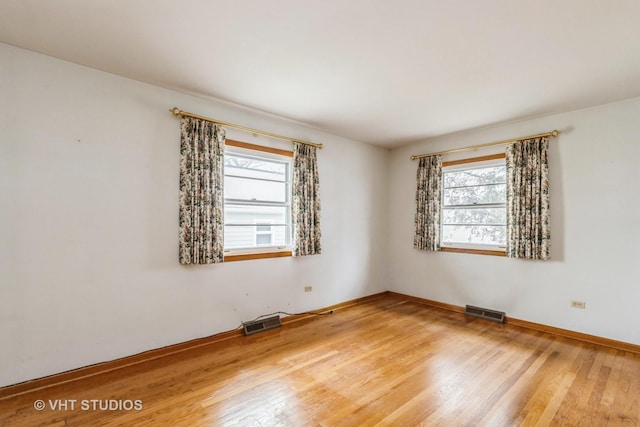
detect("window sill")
(440, 247), (506, 257)
(224, 250), (293, 262)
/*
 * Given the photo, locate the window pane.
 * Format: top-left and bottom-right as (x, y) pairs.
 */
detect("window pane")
(225, 176), (287, 203)
(225, 205), (288, 225)
(223, 147), (292, 251)
(256, 234), (272, 245)
(225, 154), (287, 181)
(443, 166), (505, 188)
(442, 207), (506, 225)
(442, 225), (506, 246)
(441, 160), (506, 249)
(443, 184), (506, 206)
(224, 225), (286, 249)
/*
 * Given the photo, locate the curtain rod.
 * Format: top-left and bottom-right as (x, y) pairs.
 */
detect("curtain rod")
(410, 130), (560, 160)
(170, 107), (323, 149)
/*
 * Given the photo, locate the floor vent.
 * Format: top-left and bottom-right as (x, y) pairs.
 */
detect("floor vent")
(464, 305), (505, 323)
(242, 315), (282, 336)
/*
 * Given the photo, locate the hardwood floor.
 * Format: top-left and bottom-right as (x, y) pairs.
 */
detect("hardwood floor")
(1, 294), (639, 426)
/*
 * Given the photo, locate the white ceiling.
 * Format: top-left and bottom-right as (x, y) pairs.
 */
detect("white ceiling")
(2, 1), (640, 147)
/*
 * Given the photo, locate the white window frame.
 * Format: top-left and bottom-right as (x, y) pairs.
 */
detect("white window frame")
(440, 156), (507, 253)
(223, 143), (292, 256)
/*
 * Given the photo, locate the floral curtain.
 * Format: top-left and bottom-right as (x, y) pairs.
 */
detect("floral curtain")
(292, 142), (321, 256)
(506, 137), (550, 260)
(178, 117), (226, 264)
(414, 155), (442, 251)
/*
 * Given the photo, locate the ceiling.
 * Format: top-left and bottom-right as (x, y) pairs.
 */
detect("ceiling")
(2, 1), (640, 147)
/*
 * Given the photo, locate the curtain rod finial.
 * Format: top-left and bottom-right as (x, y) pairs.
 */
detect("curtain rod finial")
(170, 107), (182, 116)
(551, 130), (560, 137)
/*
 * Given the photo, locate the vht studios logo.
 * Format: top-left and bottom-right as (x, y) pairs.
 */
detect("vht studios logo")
(34, 399), (143, 411)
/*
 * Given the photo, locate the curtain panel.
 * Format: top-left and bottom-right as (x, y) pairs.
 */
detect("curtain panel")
(414, 155), (442, 251)
(178, 117), (226, 264)
(292, 142), (321, 256)
(506, 137), (550, 260)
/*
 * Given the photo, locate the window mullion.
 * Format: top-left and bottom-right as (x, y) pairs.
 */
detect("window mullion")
(443, 203), (506, 209)
(444, 182), (506, 190)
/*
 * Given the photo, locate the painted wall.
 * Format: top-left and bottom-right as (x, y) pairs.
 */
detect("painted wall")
(3, 39), (639, 388)
(388, 97), (640, 345)
(0, 43), (390, 387)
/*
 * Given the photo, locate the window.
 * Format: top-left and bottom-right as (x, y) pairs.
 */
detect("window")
(254, 221), (273, 246)
(223, 141), (293, 259)
(441, 154), (506, 254)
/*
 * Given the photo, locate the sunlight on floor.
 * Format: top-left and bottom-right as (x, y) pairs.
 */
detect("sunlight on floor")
(203, 373), (299, 426)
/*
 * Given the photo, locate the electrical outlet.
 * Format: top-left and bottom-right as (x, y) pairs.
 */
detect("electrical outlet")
(570, 301), (586, 309)
(304, 286), (312, 292)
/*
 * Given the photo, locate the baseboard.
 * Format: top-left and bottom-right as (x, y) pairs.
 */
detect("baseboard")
(387, 291), (640, 355)
(280, 292), (386, 325)
(387, 291), (465, 314)
(5, 290), (637, 400)
(504, 317), (640, 355)
(0, 292), (387, 400)
(0, 328), (244, 401)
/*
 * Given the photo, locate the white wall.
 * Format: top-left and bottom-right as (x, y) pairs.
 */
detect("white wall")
(0, 43), (390, 387)
(389, 97), (640, 345)
(4, 40), (639, 389)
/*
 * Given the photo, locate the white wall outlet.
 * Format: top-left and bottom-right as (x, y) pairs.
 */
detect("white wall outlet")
(304, 286), (312, 292)
(570, 301), (586, 309)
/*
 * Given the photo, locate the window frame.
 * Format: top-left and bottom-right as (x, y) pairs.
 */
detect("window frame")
(223, 140), (293, 262)
(440, 153), (507, 257)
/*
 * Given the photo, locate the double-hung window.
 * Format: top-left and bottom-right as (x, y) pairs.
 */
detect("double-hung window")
(223, 141), (292, 259)
(441, 154), (507, 254)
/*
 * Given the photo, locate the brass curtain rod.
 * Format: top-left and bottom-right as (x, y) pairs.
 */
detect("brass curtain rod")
(410, 130), (560, 160)
(170, 107), (323, 149)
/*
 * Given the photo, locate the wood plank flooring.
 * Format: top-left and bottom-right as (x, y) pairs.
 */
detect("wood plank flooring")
(1, 294), (639, 426)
